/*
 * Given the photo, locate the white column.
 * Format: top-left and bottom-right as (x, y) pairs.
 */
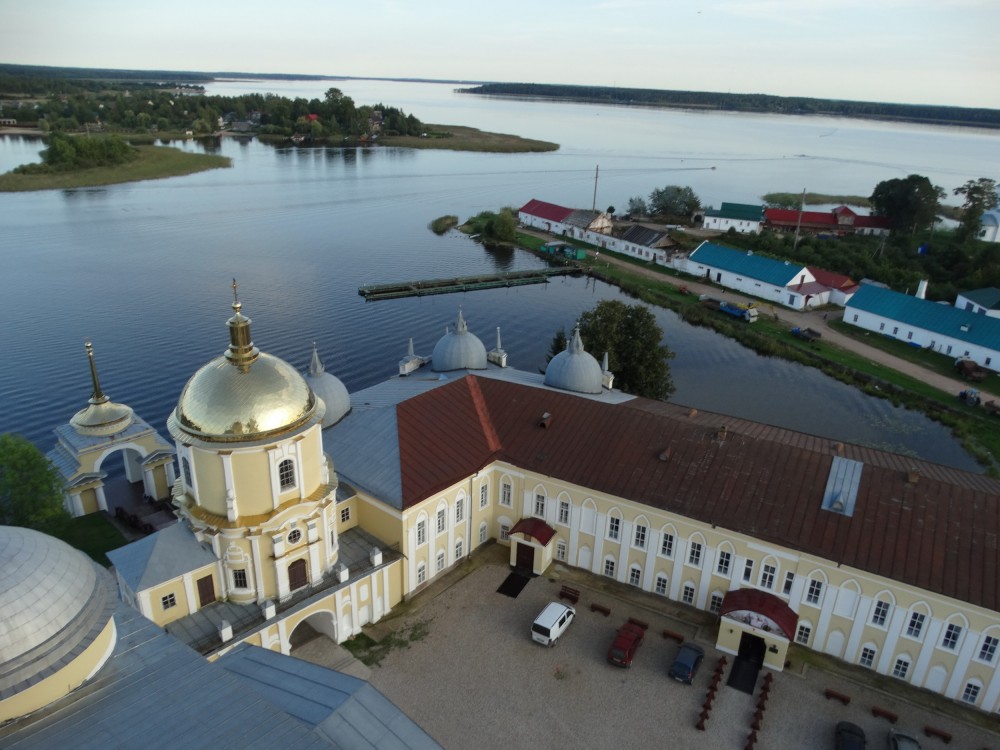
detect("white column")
(69, 492), (84, 517)
(814, 586), (838, 646)
(250, 535), (266, 603)
(642, 531), (658, 590)
(874, 604), (905, 675)
(617, 520), (631, 583)
(406, 525), (416, 595)
(568, 504), (581, 563)
(277, 618), (290, 654)
(349, 581), (360, 636)
(844, 606), (873, 664)
(697, 547), (716, 608)
(381, 567), (392, 618)
(276, 560), (290, 601)
(293, 440), (305, 501)
(165, 461), (176, 487)
(267, 447), (280, 510)
(670, 539), (687, 600)
(308, 542), (322, 585)
(982, 650), (1000, 711)
(591, 513), (606, 576)
(95, 485), (109, 512)
(182, 574), (198, 614)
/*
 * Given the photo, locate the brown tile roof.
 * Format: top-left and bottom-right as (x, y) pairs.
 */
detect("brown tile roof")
(394, 375), (1000, 611)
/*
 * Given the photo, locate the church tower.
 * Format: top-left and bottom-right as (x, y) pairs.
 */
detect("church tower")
(167, 283), (338, 604)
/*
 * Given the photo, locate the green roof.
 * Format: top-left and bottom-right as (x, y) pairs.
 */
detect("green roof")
(848, 284), (1000, 351)
(688, 242), (804, 287)
(703, 203), (764, 221)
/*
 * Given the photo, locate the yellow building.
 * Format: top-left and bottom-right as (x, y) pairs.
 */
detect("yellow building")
(91, 296), (1000, 714)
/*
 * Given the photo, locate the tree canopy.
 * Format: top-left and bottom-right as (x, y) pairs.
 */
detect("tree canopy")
(0, 433), (69, 534)
(869, 174), (944, 235)
(954, 178), (998, 242)
(574, 300), (675, 400)
(648, 185), (701, 220)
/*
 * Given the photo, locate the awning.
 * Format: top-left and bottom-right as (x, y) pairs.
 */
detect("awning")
(720, 588), (798, 640)
(508, 517), (556, 546)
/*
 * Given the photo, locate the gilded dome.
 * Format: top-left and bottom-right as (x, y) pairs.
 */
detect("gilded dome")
(171, 294), (320, 443)
(431, 309), (487, 372)
(0, 526), (116, 702)
(544, 326), (603, 394)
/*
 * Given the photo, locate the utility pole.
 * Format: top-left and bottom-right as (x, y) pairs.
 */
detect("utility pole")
(792, 188), (806, 249)
(592, 165), (599, 212)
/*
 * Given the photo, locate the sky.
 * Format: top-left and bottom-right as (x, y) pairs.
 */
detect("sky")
(3, 0), (999, 109)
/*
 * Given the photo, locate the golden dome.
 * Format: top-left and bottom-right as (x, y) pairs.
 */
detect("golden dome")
(171, 285), (319, 443)
(70, 342), (135, 436)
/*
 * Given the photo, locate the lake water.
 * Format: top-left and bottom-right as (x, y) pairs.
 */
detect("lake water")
(2, 79), (996, 472)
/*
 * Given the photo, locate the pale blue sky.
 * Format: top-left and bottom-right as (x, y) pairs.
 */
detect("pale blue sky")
(3, 0), (998, 108)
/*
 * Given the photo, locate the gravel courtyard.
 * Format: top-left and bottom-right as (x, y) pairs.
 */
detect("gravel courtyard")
(295, 548), (1000, 749)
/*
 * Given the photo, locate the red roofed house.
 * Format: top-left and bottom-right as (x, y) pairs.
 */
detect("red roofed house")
(764, 206), (889, 237)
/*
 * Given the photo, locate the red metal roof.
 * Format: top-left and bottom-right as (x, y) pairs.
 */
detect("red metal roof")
(518, 199), (573, 223)
(509, 517), (557, 546)
(720, 589), (798, 640)
(393, 375), (1000, 611)
(809, 267), (858, 291)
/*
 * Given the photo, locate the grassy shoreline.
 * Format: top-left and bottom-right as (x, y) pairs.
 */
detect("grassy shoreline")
(0, 143), (231, 191)
(381, 124), (558, 153)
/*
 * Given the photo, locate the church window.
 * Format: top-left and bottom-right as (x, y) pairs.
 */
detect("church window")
(709, 593), (723, 613)
(479, 522), (488, 544)
(795, 624), (811, 645)
(859, 646), (876, 668)
(687, 542), (702, 568)
(436, 550), (446, 572)
(633, 524), (647, 550)
(716, 550), (731, 576)
(480, 483), (489, 508)
(871, 599), (891, 627)
(436, 507), (446, 534)
(892, 657), (910, 680)
(979, 635), (999, 663)
(941, 623), (962, 650)
(682, 585), (695, 605)
(232, 569), (248, 589)
(416, 519), (427, 546)
(417, 562), (426, 584)
(660, 533), (674, 558)
(782, 572), (794, 595)
(905, 612), (925, 639)
(607, 516), (620, 541)
(558, 500), (570, 525)
(555, 540), (567, 561)
(628, 566), (641, 586)
(500, 481), (512, 507)
(182, 457), (192, 487)
(278, 459), (296, 490)
(161, 593), (177, 610)
(760, 564), (776, 590)
(962, 682), (981, 705)
(655, 574), (669, 596)
(534, 493), (546, 518)
(603, 558), (616, 578)
(455, 498), (464, 524)
(455, 539), (463, 559)
(287, 529), (302, 545)
(499, 524), (510, 542)
(805, 579), (823, 605)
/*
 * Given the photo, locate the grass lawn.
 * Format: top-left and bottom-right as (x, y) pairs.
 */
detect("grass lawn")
(0, 145), (231, 191)
(382, 124), (558, 153)
(55, 513), (127, 567)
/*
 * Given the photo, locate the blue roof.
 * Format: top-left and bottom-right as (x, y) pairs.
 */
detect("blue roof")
(107, 521), (217, 591)
(961, 287), (1000, 311)
(848, 284), (1000, 351)
(688, 242), (804, 287)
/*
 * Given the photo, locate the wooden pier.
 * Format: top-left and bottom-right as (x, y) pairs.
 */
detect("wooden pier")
(358, 267), (580, 301)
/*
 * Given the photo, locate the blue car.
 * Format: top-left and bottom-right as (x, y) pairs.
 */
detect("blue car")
(668, 642), (705, 684)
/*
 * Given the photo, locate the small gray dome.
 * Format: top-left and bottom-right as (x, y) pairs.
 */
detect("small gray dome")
(305, 343), (351, 428)
(544, 326), (603, 394)
(431, 310), (487, 372)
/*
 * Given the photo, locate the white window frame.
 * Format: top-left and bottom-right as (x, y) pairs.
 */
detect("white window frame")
(655, 574), (668, 596)
(871, 600), (891, 627)
(782, 571), (794, 595)
(455, 539), (463, 559)
(479, 521), (488, 544)
(603, 558), (616, 578)
(687, 541), (703, 568)
(278, 458), (296, 490)
(905, 611), (925, 639)
(760, 564), (776, 590)
(962, 682), (981, 705)
(557, 500), (570, 525)
(633, 524), (647, 550)
(892, 657), (910, 680)
(436, 507), (446, 534)
(480, 483), (489, 509)
(455, 498), (464, 524)
(859, 646), (876, 668)
(795, 624), (811, 645)
(660, 533), (674, 558)
(628, 566), (642, 586)
(161, 593), (177, 610)
(500, 481), (512, 507)
(743, 559), (754, 582)
(499, 523), (510, 542)
(417, 562), (426, 584)
(978, 634), (999, 663)
(340, 506), (351, 523)
(555, 539), (567, 562)
(436, 550), (446, 572)
(534, 493), (546, 518)
(416, 519), (427, 546)
(716, 550), (731, 576)
(232, 568), (248, 589)
(607, 516), (621, 541)
(682, 584), (695, 605)
(709, 593), (724, 613)
(941, 623), (962, 651)
(805, 579), (824, 605)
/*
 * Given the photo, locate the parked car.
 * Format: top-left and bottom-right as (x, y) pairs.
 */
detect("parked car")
(607, 621), (645, 667)
(667, 642), (705, 684)
(530, 602), (575, 646)
(887, 729), (921, 750)
(834, 721), (867, 750)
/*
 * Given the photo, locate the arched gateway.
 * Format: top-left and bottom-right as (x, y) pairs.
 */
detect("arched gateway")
(715, 588), (798, 681)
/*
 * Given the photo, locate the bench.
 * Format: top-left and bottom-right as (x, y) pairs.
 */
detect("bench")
(662, 629), (685, 643)
(923, 726), (952, 744)
(628, 617), (650, 631)
(559, 585), (580, 604)
(871, 705), (898, 724)
(590, 602), (611, 616)
(823, 688), (851, 705)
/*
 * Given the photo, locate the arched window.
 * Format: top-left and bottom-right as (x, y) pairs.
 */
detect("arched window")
(436, 550), (446, 572)
(555, 539), (567, 562)
(455, 538), (464, 559)
(417, 562), (426, 585)
(182, 457), (193, 487)
(278, 458), (296, 490)
(628, 565), (642, 587)
(479, 521), (488, 545)
(654, 573), (669, 596)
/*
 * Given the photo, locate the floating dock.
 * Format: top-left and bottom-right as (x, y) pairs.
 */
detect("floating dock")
(358, 267), (580, 301)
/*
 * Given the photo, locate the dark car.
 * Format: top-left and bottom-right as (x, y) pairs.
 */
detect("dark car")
(834, 721), (867, 750)
(607, 622), (645, 667)
(667, 642), (705, 684)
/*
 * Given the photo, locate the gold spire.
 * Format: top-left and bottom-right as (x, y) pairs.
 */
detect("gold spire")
(71, 341), (134, 435)
(85, 340), (108, 405)
(225, 278), (260, 372)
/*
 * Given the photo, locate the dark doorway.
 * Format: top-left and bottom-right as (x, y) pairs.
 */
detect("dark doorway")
(727, 632), (765, 694)
(496, 571), (531, 598)
(288, 558), (308, 591)
(196, 575), (216, 607)
(515, 541), (535, 573)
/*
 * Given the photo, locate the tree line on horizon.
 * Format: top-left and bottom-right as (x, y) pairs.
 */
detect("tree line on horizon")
(462, 83), (1000, 129)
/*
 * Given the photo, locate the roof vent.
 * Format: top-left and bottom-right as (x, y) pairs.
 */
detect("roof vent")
(658, 447), (673, 462)
(688, 408), (698, 418)
(906, 469), (920, 485)
(539, 412), (552, 429)
(832, 442), (845, 455)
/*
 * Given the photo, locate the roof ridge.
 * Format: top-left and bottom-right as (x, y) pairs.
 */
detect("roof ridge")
(466, 376), (502, 452)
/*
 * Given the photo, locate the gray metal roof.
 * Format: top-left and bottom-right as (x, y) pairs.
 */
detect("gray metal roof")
(0, 604), (340, 749)
(106, 520), (217, 591)
(218, 644), (441, 749)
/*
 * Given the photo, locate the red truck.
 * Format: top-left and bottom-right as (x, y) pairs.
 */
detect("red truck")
(607, 621), (646, 668)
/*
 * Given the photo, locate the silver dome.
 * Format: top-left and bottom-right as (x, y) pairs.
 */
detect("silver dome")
(431, 309), (487, 372)
(0, 526), (116, 695)
(305, 343), (351, 428)
(544, 326), (603, 394)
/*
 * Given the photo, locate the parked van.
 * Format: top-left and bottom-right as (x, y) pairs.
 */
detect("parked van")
(531, 602), (576, 646)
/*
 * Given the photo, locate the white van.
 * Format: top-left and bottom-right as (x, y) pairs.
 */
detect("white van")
(531, 602), (576, 646)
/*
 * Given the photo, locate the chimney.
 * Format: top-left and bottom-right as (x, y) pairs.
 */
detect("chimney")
(539, 412), (552, 429)
(916, 279), (928, 300)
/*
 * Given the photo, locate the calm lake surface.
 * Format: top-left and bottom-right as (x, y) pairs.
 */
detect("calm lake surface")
(2, 79), (997, 472)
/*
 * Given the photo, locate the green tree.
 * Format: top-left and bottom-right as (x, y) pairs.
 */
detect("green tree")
(627, 196), (648, 216)
(648, 185), (700, 219)
(870, 174), (944, 235)
(0, 433), (69, 534)
(576, 300), (675, 399)
(954, 178), (998, 242)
